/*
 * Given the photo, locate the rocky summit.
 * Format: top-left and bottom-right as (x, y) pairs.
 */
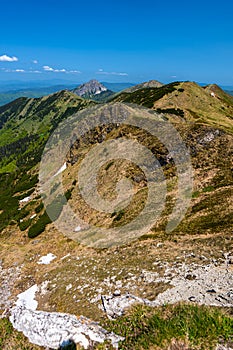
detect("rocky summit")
(72, 80), (114, 101)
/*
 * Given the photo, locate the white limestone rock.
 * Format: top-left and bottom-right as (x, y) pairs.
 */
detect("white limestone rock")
(10, 306), (124, 349)
(100, 293), (156, 319)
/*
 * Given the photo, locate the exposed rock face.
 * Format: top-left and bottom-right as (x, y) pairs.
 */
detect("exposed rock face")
(155, 264), (233, 307)
(0, 262), (21, 311)
(10, 306), (124, 349)
(100, 293), (154, 319)
(100, 263), (233, 319)
(73, 80), (108, 97)
(216, 345), (233, 350)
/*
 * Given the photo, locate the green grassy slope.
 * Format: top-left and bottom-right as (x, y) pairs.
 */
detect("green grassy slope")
(123, 79), (163, 93)
(111, 81), (233, 133)
(0, 85), (77, 106)
(0, 90), (95, 232)
(0, 90), (95, 172)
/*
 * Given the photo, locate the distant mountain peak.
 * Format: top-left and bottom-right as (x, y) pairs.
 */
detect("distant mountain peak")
(73, 79), (108, 97)
(123, 79), (163, 93)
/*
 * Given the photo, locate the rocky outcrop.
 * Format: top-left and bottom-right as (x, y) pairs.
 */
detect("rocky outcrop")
(0, 262), (21, 311)
(100, 292), (155, 319)
(154, 264), (233, 307)
(73, 80), (108, 97)
(100, 263), (233, 319)
(216, 345), (233, 350)
(10, 306), (124, 349)
(3, 258), (233, 348)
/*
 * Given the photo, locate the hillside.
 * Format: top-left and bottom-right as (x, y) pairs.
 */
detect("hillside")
(123, 79), (163, 92)
(0, 90), (95, 234)
(0, 82), (134, 106)
(0, 81), (233, 350)
(111, 81), (233, 133)
(0, 85), (77, 106)
(0, 90), (95, 173)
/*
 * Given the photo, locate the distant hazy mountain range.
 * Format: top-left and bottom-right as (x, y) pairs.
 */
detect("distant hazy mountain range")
(0, 81), (135, 106)
(0, 79), (232, 106)
(0, 85), (77, 106)
(72, 80), (165, 101)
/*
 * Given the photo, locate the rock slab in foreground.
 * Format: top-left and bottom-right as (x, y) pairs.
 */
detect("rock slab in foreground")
(101, 293), (156, 319)
(10, 306), (124, 349)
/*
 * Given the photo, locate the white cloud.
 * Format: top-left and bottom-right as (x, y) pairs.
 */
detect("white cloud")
(1, 68), (15, 72)
(32, 60), (38, 64)
(2, 68), (41, 74)
(96, 70), (128, 76)
(43, 65), (66, 72)
(44, 66), (59, 72)
(0, 54), (18, 62)
(30, 70), (41, 73)
(43, 65), (54, 71)
(43, 65), (81, 74)
(67, 70), (81, 74)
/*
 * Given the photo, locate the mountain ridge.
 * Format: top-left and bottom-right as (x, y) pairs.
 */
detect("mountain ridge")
(1, 79), (232, 106)
(0, 78), (233, 350)
(123, 79), (163, 93)
(111, 81), (233, 133)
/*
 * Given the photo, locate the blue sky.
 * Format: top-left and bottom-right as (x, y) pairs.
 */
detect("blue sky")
(0, 0), (233, 84)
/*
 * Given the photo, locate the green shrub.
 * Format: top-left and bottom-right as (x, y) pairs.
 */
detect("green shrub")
(105, 161), (114, 171)
(64, 189), (72, 200)
(35, 202), (44, 213)
(113, 209), (125, 222)
(203, 185), (215, 193)
(28, 212), (51, 238)
(19, 218), (32, 231)
(192, 191), (200, 198)
(13, 174), (38, 193)
(15, 207), (30, 221)
(156, 108), (185, 117)
(28, 193), (69, 238)
(16, 187), (35, 200)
